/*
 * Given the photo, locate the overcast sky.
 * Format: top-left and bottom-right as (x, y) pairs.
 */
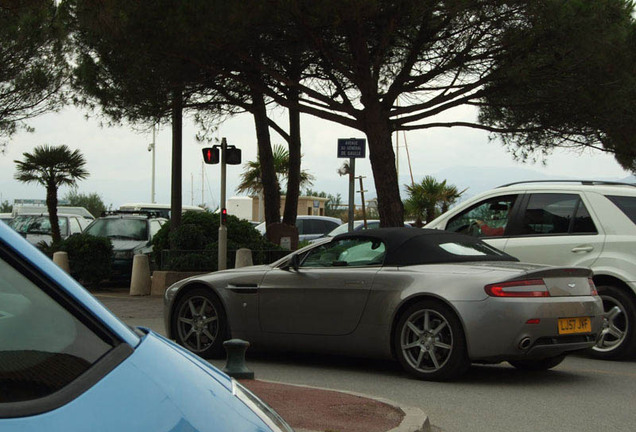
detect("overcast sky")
(1, 103), (632, 212)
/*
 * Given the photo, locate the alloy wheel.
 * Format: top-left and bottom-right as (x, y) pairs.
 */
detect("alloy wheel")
(176, 294), (220, 353)
(400, 308), (454, 373)
(594, 295), (629, 353)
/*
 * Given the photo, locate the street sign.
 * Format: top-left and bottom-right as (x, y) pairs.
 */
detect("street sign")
(337, 138), (366, 158)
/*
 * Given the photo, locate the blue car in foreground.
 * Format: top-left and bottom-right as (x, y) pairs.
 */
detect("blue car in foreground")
(0, 222), (292, 432)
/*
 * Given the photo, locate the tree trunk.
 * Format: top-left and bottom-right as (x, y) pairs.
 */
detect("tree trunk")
(251, 88), (280, 227)
(170, 88), (183, 247)
(46, 179), (61, 244)
(364, 111), (404, 227)
(283, 84), (301, 226)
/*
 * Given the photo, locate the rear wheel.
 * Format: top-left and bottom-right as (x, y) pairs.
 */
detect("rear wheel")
(172, 288), (227, 359)
(508, 354), (566, 371)
(589, 285), (636, 360)
(394, 300), (469, 381)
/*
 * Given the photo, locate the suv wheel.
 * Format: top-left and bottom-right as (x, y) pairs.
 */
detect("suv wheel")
(589, 285), (636, 360)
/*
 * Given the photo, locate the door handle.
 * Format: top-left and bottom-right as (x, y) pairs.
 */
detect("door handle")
(571, 246), (594, 253)
(344, 280), (366, 287)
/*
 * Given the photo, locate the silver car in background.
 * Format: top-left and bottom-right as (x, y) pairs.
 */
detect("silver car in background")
(164, 228), (603, 381)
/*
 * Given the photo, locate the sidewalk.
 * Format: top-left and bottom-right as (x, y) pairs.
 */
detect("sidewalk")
(94, 290), (431, 432)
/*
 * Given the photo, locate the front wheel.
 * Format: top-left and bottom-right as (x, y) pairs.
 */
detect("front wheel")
(588, 285), (636, 360)
(508, 354), (566, 371)
(172, 288), (227, 359)
(394, 300), (469, 381)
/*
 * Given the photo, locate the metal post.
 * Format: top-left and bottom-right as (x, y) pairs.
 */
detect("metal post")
(218, 138), (228, 271)
(150, 124), (156, 204)
(357, 176), (367, 228)
(348, 158), (355, 232)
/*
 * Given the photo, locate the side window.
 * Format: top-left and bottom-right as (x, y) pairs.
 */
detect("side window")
(301, 238), (386, 268)
(606, 195), (636, 225)
(69, 217), (83, 235)
(0, 255), (114, 404)
(149, 221), (162, 239)
(302, 219), (324, 235)
(446, 195), (518, 238)
(324, 220), (340, 232)
(519, 194), (597, 235)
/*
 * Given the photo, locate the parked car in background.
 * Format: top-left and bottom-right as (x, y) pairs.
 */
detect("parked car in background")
(309, 219), (413, 243)
(0, 219), (292, 432)
(83, 211), (166, 278)
(255, 215), (342, 241)
(165, 228), (602, 381)
(425, 180), (636, 360)
(8, 213), (93, 246)
(118, 202), (204, 219)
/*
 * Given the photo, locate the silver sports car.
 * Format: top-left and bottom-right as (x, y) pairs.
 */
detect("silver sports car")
(164, 228), (603, 381)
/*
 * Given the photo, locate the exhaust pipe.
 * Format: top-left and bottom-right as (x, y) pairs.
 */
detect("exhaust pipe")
(518, 337), (532, 350)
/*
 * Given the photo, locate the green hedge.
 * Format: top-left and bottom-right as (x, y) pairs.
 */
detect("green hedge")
(59, 234), (113, 287)
(152, 211), (281, 272)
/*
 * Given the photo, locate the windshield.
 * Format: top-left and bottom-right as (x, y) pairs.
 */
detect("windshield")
(84, 218), (148, 241)
(9, 215), (67, 235)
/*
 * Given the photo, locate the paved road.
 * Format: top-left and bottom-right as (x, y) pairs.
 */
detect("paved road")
(97, 292), (636, 432)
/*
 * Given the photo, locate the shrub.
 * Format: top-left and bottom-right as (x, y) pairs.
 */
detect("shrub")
(153, 210), (281, 271)
(59, 234), (113, 287)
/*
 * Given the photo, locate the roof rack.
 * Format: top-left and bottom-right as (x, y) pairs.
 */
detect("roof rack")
(101, 210), (163, 218)
(497, 180), (636, 188)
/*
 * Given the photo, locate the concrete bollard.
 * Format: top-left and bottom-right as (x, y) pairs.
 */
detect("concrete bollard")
(129, 254), (151, 296)
(222, 339), (254, 379)
(53, 251), (70, 273)
(235, 248), (253, 268)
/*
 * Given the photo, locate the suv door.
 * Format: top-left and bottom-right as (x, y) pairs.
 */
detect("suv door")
(501, 192), (604, 267)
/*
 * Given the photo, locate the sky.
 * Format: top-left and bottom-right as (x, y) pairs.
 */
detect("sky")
(1, 103), (633, 213)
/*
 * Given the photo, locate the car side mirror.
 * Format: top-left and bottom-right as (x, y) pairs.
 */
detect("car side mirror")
(287, 254), (300, 271)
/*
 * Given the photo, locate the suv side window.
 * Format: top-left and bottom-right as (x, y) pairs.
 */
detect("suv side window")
(446, 195), (518, 238)
(606, 195), (636, 224)
(518, 193), (597, 235)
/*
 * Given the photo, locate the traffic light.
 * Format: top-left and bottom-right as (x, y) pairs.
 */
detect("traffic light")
(202, 147), (220, 164)
(221, 207), (227, 225)
(225, 146), (242, 165)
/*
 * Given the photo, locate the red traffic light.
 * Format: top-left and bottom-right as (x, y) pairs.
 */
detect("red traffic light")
(221, 208), (227, 224)
(202, 147), (220, 164)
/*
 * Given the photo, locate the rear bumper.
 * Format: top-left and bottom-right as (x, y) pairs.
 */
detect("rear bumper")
(455, 295), (603, 362)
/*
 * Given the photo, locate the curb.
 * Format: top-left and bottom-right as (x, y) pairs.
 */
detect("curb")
(257, 379), (431, 432)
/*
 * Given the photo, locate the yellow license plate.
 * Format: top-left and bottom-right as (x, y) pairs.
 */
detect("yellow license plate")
(558, 317), (591, 335)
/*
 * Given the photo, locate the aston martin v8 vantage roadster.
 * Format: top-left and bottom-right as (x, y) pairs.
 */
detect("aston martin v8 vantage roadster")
(164, 228), (603, 381)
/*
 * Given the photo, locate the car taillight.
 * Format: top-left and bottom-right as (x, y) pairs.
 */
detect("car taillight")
(588, 278), (598, 296)
(485, 279), (550, 297)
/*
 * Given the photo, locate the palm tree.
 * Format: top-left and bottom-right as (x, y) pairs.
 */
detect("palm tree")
(14, 145), (89, 244)
(236, 144), (314, 195)
(404, 176), (445, 227)
(404, 176), (465, 227)
(440, 184), (467, 213)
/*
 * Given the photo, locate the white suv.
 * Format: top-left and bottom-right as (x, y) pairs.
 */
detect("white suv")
(426, 180), (636, 360)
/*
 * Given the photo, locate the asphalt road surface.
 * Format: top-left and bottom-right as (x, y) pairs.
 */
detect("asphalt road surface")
(97, 292), (636, 432)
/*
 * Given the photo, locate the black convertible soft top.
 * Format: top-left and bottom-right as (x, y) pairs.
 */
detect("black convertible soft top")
(333, 228), (518, 266)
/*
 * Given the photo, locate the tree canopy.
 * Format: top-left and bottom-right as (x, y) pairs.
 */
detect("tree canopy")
(0, 0), (69, 142)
